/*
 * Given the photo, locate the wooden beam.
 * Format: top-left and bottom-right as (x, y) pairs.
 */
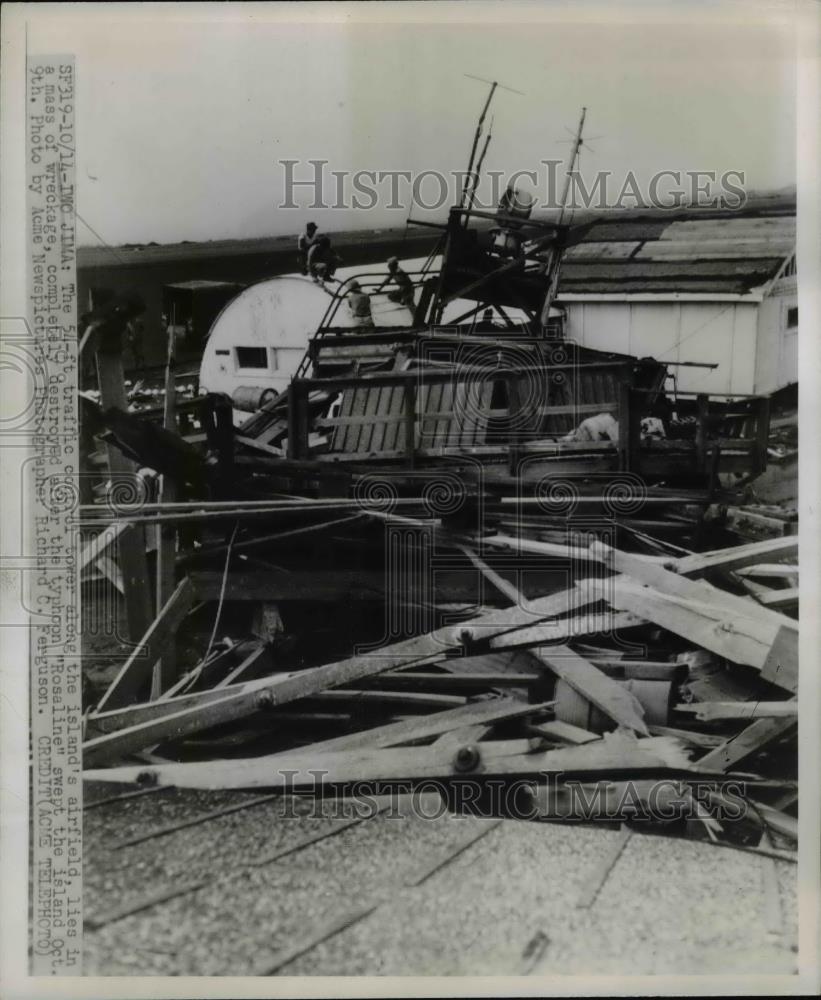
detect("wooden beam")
(677, 701), (797, 722)
(588, 576), (796, 690)
(526, 719), (598, 745)
(95, 333), (153, 642)
(270, 698), (553, 757)
(83, 733), (710, 789)
(370, 671), (542, 690)
(213, 644), (268, 688)
(95, 577), (196, 712)
(696, 717), (796, 771)
(756, 587), (799, 609)
(153, 323), (179, 697)
(590, 540), (796, 629)
(486, 610), (645, 650)
(432, 724), (494, 749)
(674, 537), (799, 578)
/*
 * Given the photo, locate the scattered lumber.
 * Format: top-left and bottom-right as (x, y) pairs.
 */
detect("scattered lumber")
(80, 450), (798, 863)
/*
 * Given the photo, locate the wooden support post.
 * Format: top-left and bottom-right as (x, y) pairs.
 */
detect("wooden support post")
(153, 323), (179, 697)
(695, 393), (709, 471)
(287, 385), (298, 459)
(753, 394), (771, 476)
(94, 326), (153, 644)
(403, 377), (417, 469)
(617, 381), (633, 472)
(626, 384), (641, 475)
(287, 382), (310, 460)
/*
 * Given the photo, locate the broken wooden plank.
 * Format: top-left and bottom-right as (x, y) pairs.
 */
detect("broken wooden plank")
(317, 689), (469, 709)
(213, 644), (269, 688)
(88, 676), (296, 734)
(588, 577), (795, 688)
(678, 701), (797, 722)
(697, 717), (796, 771)
(370, 671), (542, 690)
(457, 543), (522, 605)
(756, 587), (799, 609)
(525, 720), (599, 745)
(487, 611), (645, 651)
(96, 577), (196, 712)
(270, 698), (553, 757)
(591, 540), (796, 629)
(735, 564), (799, 580)
(759, 625), (799, 691)
(674, 537), (798, 578)
(456, 547), (647, 741)
(158, 642), (242, 700)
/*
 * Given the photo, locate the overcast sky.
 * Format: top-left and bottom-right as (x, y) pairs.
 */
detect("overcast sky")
(24, 2), (797, 246)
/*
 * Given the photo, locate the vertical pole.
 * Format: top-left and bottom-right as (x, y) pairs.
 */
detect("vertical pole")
(754, 395), (771, 476)
(153, 321), (179, 697)
(288, 382), (309, 461)
(404, 377), (417, 469)
(95, 324), (153, 644)
(618, 380), (641, 474)
(507, 374), (521, 476)
(695, 393), (709, 473)
(287, 384), (298, 460)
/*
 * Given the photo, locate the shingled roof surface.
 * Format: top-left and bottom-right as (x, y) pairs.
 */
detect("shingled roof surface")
(558, 208), (795, 295)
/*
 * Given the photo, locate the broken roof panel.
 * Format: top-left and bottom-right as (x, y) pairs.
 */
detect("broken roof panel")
(559, 210), (794, 295)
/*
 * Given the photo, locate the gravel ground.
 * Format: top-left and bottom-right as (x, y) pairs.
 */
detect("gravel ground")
(83, 785), (798, 977)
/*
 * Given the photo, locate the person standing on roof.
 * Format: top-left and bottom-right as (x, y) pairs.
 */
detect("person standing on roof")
(297, 222), (318, 275)
(375, 257), (415, 312)
(346, 280), (374, 329)
(307, 235), (341, 284)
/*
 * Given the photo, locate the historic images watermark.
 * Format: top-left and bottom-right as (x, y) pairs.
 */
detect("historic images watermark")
(274, 777), (752, 825)
(277, 160), (747, 213)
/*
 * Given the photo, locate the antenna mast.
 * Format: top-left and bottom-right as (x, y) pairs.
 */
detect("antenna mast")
(558, 106), (587, 226)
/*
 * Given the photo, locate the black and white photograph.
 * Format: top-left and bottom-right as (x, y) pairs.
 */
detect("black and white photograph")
(1, 1), (819, 993)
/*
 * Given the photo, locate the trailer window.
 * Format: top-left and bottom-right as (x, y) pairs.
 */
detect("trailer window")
(787, 306), (798, 328)
(236, 347), (269, 369)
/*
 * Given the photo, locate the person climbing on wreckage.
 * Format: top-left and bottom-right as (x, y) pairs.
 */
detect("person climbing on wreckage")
(374, 256), (415, 314)
(345, 280), (374, 330)
(297, 221), (318, 275)
(307, 234), (342, 285)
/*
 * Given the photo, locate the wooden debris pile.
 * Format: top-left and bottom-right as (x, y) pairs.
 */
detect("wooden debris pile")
(81, 500), (798, 858)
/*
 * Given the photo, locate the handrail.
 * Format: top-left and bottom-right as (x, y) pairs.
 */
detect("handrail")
(294, 267), (437, 379)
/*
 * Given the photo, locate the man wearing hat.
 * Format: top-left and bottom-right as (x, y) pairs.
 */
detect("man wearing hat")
(297, 222), (318, 275)
(346, 280), (374, 329)
(375, 257), (415, 311)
